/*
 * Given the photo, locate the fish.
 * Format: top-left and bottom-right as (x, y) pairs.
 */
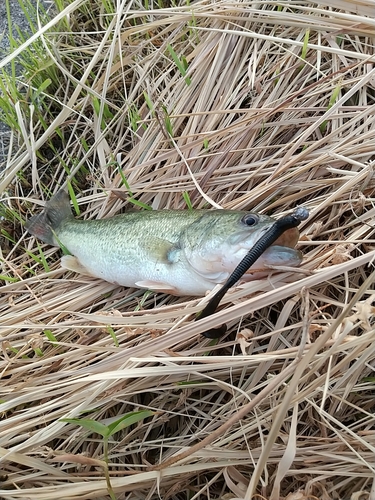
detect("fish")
(25, 190), (303, 296)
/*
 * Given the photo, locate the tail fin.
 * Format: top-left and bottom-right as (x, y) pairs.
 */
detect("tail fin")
(25, 190), (73, 246)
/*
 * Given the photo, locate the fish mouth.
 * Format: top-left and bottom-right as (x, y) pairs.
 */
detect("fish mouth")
(243, 226), (302, 270)
(271, 227), (300, 249)
(260, 245), (303, 267)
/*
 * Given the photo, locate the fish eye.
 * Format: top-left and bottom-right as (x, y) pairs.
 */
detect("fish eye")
(241, 213), (259, 226)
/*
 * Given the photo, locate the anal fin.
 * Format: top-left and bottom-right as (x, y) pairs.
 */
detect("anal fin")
(135, 280), (178, 294)
(61, 255), (94, 277)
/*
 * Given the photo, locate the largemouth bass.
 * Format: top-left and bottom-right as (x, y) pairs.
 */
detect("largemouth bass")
(25, 191), (303, 296)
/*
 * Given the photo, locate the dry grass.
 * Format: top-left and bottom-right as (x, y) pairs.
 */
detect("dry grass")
(1, 0), (375, 498)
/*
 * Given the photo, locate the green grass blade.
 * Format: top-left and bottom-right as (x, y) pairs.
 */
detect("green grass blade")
(106, 410), (155, 437)
(60, 418), (108, 437)
(167, 44), (191, 86)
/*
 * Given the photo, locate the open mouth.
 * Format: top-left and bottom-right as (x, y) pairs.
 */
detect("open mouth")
(242, 227), (302, 270)
(271, 226), (300, 249)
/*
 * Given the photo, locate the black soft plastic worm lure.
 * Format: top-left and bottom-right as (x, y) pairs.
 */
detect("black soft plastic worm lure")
(196, 207), (309, 338)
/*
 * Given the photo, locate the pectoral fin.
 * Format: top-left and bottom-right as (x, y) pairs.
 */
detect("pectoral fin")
(135, 280), (178, 294)
(144, 237), (180, 264)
